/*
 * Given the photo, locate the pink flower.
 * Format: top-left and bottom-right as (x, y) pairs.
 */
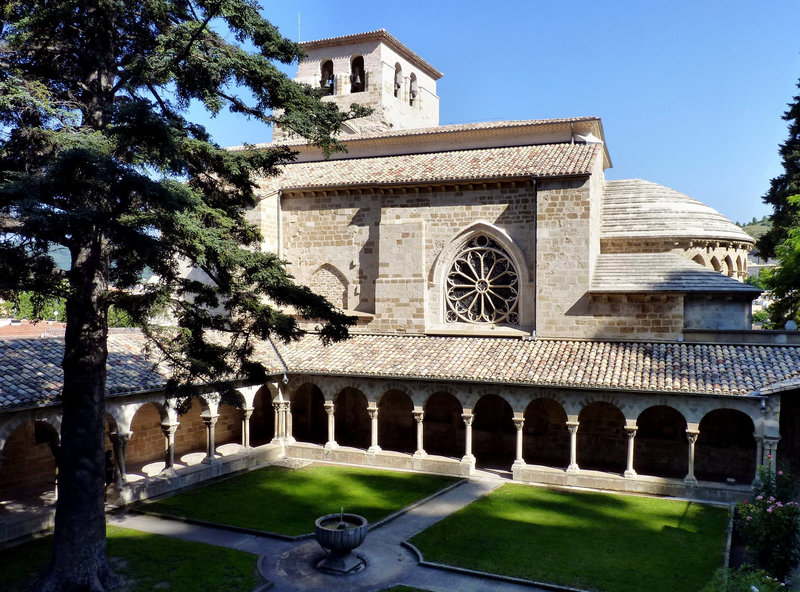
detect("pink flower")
(767, 507), (774, 513)
(757, 495), (764, 500)
(769, 454), (773, 459)
(747, 516), (753, 521)
(779, 470), (784, 475)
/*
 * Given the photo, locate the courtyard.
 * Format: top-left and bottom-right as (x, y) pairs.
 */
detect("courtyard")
(2, 463), (733, 591)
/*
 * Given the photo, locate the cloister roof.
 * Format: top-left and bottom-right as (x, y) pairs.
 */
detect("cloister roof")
(255, 143), (603, 193)
(3, 332), (799, 412)
(275, 334), (800, 397)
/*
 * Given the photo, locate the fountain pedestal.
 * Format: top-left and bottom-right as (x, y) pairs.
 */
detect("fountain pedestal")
(314, 513), (368, 575)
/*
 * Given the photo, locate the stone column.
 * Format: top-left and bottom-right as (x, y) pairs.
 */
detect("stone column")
(160, 423), (179, 474)
(324, 401), (338, 449)
(624, 426), (638, 479)
(367, 405), (381, 454)
(413, 409), (426, 458)
(202, 414), (219, 464)
(109, 431), (131, 484)
(684, 429), (699, 485)
(461, 412), (475, 466)
(764, 436), (780, 474)
(284, 401), (295, 443)
(754, 434), (764, 481)
(566, 421), (580, 473)
(241, 407), (253, 448)
(512, 417), (525, 470)
(272, 401), (284, 444)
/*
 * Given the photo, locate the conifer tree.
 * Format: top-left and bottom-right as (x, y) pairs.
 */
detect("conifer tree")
(758, 78), (800, 258)
(0, 2), (364, 589)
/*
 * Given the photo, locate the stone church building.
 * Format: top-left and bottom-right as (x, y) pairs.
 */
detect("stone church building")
(2, 30), (800, 543)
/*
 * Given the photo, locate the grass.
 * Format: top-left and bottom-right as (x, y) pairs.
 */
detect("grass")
(144, 465), (458, 536)
(409, 484), (730, 592)
(1, 525), (257, 592)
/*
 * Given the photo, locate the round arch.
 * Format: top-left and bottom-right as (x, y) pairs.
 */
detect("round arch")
(378, 389), (415, 453)
(696, 408), (756, 484)
(577, 401), (627, 474)
(334, 387), (370, 449)
(472, 394), (515, 469)
(423, 392), (464, 459)
(126, 401), (170, 469)
(290, 382), (327, 445)
(251, 384), (277, 446)
(0, 420), (59, 503)
(634, 405), (688, 478)
(523, 398), (569, 469)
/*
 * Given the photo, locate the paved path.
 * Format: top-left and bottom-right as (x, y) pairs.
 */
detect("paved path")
(109, 476), (562, 592)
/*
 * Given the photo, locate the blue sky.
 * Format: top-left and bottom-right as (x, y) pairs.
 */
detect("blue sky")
(198, 1), (800, 225)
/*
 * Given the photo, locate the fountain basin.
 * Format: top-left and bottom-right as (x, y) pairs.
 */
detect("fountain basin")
(314, 513), (368, 574)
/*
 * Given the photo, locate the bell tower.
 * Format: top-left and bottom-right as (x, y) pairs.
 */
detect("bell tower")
(277, 29), (442, 139)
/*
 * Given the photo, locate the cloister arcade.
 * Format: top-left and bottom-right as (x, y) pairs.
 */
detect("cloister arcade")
(0, 374), (783, 509)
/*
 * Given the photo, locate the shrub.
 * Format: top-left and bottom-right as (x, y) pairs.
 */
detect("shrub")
(700, 566), (787, 592)
(736, 462), (800, 581)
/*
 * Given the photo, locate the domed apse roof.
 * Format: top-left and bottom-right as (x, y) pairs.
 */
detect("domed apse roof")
(602, 179), (754, 244)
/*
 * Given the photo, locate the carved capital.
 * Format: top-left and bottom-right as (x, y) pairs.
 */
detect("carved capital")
(566, 421), (579, 435)
(461, 413), (474, 427)
(513, 418), (525, 431)
(412, 411), (425, 424)
(624, 426), (638, 439)
(686, 429), (699, 444)
(160, 423), (178, 438)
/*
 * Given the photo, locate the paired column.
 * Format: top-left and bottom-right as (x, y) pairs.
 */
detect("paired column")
(324, 401), (338, 449)
(202, 414), (219, 464)
(413, 408), (426, 458)
(367, 405), (381, 454)
(684, 428), (699, 485)
(566, 420), (580, 473)
(160, 422), (179, 474)
(624, 426), (637, 479)
(109, 431), (131, 484)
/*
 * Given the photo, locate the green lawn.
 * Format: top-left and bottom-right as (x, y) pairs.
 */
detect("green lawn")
(1, 525), (257, 592)
(409, 484), (730, 592)
(144, 465), (458, 536)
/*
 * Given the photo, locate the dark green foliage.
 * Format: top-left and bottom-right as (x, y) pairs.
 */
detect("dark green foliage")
(0, 2), (366, 589)
(758, 78), (800, 259)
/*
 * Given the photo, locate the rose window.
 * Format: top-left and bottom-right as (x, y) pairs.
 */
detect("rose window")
(445, 235), (519, 325)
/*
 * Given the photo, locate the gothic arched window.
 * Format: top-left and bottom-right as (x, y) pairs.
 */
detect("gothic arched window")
(445, 234), (519, 325)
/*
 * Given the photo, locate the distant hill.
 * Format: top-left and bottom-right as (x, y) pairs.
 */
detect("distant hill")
(737, 215), (771, 241)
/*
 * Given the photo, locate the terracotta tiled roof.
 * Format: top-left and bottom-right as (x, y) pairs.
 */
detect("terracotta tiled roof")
(602, 179), (754, 244)
(276, 334), (800, 396)
(257, 143), (602, 193)
(298, 29), (443, 79)
(232, 117), (602, 150)
(591, 253), (760, 294)
(0, 332), (286, 411)
(5, 333), (798, 411)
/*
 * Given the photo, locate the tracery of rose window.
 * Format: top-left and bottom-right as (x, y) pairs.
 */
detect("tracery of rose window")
(445, 234), (519, 325)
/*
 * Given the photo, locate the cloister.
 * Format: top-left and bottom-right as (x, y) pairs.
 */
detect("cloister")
(0, 370), (782, 522)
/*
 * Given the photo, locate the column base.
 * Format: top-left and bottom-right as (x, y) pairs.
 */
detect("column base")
(623, 469), (637, 479)
(460, 455), (476, 476)
(511, 459), (526, 471)
(270, 437), (284, 445)
(324, 441), (339, 450)
(413, 450), (428, 459)
(160, 467), (178, 478)
(202, 455), (217, 465)
(566, 464), (580, 474)
(367, 445), (382, 454)
(683, 475), (698, 486)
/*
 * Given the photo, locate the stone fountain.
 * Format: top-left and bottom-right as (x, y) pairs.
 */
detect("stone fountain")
(314, 510), (368, 574)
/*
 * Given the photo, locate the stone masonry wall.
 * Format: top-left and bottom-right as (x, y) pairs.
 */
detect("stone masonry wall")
(0, 422), (56, 498)
(280, 183), (537, 333)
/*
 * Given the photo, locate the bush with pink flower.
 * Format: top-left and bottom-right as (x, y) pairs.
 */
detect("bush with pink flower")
(736, 462), (800, 581)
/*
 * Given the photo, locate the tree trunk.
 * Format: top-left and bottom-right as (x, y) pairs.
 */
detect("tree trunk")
(37, 239), (117, 592)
